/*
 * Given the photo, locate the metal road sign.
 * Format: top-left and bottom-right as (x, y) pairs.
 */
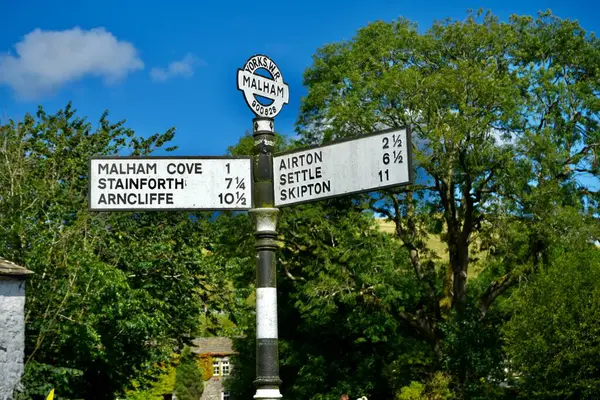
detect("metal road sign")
(273, 127), (413, 207)
(89, 157), (252, 211)
(237, 54), (289, 118)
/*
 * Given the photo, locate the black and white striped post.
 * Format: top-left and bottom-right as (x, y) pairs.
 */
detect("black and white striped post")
(237, 54), (289, 400)
(249, 117), (282, 400)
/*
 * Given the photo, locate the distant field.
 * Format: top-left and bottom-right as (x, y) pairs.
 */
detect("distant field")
(374, 218), (448, 261)
(374, 218), (486, 277)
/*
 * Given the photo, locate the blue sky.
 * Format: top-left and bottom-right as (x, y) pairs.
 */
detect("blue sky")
(0, 0), (596, 156)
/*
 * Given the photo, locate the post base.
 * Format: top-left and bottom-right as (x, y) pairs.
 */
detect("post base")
(254, 388), (283, 400)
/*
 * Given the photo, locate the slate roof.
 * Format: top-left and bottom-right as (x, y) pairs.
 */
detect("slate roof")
(191, 337), (235, 355)
(0, 257), (33, 278)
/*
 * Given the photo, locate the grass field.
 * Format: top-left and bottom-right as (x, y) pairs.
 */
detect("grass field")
(374, 218), (449, 261)
(374, 218), (487, 277)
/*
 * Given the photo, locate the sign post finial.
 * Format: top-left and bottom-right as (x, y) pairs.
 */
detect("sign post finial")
(237, 54), (289, 118)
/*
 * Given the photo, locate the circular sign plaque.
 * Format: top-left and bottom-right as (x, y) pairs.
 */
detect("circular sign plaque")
(237, 54), (289, 118)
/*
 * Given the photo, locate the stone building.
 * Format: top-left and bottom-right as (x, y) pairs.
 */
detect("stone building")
(0, 258), (33, 400)
(191, 337), (235, 400)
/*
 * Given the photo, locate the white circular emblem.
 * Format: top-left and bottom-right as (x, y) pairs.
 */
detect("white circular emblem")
(237, 54), (289, 118)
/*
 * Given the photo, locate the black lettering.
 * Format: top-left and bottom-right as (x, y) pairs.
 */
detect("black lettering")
(277, 86), (284, 97)
(169, 163), (202, 174)
(280, 159), (287, 170)
(166, 193), (174, 204)
(280, 173), (287, 186)
(280, 189), (287, 201)
(108, 193), (116, 204)
(315, 151), (322, 163)
(98, 164), (109, 174)
(98, 178), (106, 189)
(315, 166), (322, 179)
(167, 163), (176, 174)
(98, 193), (106, 204)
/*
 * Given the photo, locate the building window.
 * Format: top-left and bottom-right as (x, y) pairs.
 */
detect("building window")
(222, 360), (230, 376)
(222, 391), (230, 400)
(212, 357), (232, 377)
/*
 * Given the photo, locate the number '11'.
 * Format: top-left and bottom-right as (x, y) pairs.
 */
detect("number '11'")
(379, 169), (389, 181)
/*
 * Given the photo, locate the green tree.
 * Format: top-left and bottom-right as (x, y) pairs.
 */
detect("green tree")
(397, 372), (454, 400)
(174, 347), (204, 400)
(503, 245), (600, 398)
(126, 355), (178, 400)
(296, 9), (600, 397)
(1, 104), (224, 399)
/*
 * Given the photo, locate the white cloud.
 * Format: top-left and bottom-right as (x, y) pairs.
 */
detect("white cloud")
(0, 27), (143, 100)
(150, 53), (204, 82)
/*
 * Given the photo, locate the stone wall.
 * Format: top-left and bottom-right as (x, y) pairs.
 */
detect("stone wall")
(0, 279), (26, 400)
(201, 377), (227, 400)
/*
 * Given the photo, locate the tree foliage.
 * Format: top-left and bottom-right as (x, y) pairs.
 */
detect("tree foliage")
(174, 347), (204, 400)
(293, 8), (600, 397)
(0, 104), (229, 399)
(503, 246), (600, 398)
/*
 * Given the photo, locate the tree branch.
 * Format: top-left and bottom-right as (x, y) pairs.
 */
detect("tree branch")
(564, 142), (600, 166)
(396, 309), (437, 345)
(479, 273), (518, 318)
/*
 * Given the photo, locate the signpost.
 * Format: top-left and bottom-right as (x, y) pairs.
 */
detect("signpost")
(274, 128), (412, 207)
(88, 52), (413, 400)
(89, 157), (252, 211)
(237, 54), (286, 400)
